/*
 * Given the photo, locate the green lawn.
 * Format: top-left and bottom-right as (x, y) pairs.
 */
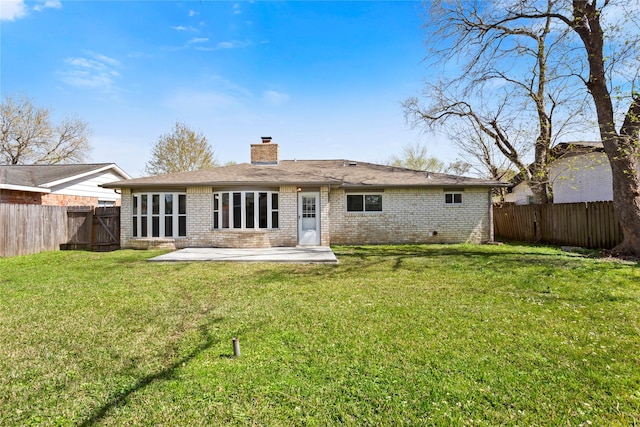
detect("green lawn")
(1, 244), (639, 426)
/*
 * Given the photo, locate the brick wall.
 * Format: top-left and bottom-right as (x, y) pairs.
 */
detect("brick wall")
(120, 188), (134, 248)
(120, 185), (493, 249)
(320, 186), (330, 246)
(184, 187), (214, 247)
(276, 186), (298, 246)
(0, 189), (121, 207)
(329, 187), (492, 244)
(250, 143), (279, 164)
(41, 193), (100, 206)
(121, 185), (300, 249)
(0, 190), (43, 204)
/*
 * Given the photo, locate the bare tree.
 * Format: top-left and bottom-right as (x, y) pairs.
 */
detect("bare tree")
(405, 0), (590, 203)
(468, 0), (640, 255)
(0, 95), (91, 165)
(449, 124), (520, 182)
(145, 121), (218, 175)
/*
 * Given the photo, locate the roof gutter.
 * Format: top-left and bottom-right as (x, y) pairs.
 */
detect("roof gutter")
(102, 180), (510, 190)
(0, 183), (51, 193)
(101, 179), (343, 189)
(339, 182), (510, 189)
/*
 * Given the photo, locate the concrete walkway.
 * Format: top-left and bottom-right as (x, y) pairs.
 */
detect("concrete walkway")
(148, 246), (338, 264)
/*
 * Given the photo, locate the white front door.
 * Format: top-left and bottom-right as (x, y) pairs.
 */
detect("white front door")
(298, 192), (320, 245)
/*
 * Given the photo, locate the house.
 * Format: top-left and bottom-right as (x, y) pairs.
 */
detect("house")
(503, 179), (534, 205)
(103, 138), (507, 249)
(548, 142), (617, 204)
(0, 163), (131, 206)
(502, 141), (627, 205)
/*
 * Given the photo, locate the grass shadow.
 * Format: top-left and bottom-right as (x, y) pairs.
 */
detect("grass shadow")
(79, 317), (223, 427)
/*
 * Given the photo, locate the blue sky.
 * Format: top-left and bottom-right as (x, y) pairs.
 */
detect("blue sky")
(1, 0), (458, 177)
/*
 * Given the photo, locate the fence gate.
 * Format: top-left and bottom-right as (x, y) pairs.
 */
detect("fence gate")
(61, 206), (120, 252)
(93, 207), (120, 251)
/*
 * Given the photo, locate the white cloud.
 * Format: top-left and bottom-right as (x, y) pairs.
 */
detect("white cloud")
(1, 0), (61, 20)
(90, 52), (121, 67)
(263, 90), (290, 106)
(188, 9), (198, 17)
(215, 40), (253, 50)
(1, 0), (27, 21)
(233, 3), (241, 15)
(33, 0), (61, 12)
(59, 51), (122, 92)
(171, 25), (198, 32)
(188, 37), (209, 44)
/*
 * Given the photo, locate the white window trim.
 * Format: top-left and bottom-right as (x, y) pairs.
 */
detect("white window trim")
(213, 191), (279, 230)
(444, 191), (464, 206)
(132, 192), (187, 238)
(346, 193), (383, 213)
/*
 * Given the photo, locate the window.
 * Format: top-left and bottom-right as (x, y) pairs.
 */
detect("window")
(213, 191), (279, 229)
(132, 192), (187, 238)
(302, 196), (316, 218)
(445, 191), (463, 205)
(346, 194), (383, 212)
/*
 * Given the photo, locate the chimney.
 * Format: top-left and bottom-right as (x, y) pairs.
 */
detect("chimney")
(251, 136), (279, 165)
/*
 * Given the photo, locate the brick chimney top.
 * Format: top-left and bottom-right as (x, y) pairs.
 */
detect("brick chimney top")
(251, 137), (279, 164)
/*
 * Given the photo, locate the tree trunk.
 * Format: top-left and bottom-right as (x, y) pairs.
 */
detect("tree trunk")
(608, 143), (640, 255)
(571, 0), (640, 256)
(529, 134), (551, 204)
(529, 178), (549, 204)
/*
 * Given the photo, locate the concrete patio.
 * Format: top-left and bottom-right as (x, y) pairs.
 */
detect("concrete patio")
(148, 246), (338, 264)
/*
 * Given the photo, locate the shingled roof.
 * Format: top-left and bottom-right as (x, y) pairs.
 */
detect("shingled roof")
(0, 163), (130, 192)
(103, 160), (506, 189)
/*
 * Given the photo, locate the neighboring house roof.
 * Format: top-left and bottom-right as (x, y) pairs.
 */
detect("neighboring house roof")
(551, 141), (604, 160)
(0, 163), (131, 193)
(103, 160), (507, 189)
(505, 141), (603, 186)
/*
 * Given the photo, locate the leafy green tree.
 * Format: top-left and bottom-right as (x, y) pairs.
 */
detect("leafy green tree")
(0, 95), (91, 164)
(145, 121), (218, 175)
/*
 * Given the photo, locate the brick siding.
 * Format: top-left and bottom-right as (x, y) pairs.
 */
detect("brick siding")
(120, 185), (493, 249)
(329, 187), (492, 245)
(250, 143), (279, 164)
(41, 193), (100, 206)
(121, 186), (299, 249)
(0, 190), (121, 207)
(0, 190), (43, 204)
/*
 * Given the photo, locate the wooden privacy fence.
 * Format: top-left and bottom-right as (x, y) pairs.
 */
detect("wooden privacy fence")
(0, 204), (68, 257)
(493, 201), (623, 249)
(0, 204), (120, 257)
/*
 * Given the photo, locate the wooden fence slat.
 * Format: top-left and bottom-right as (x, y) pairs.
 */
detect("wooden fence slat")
(1, 204), (120, 257)
(494, 201), (622, 249)
(0, 204), (69, 257)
